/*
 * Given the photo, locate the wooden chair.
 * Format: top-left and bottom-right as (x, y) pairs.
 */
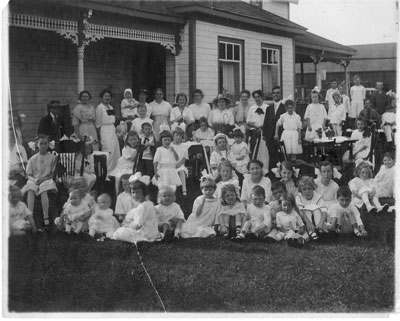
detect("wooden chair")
(278, 140), (314, 170)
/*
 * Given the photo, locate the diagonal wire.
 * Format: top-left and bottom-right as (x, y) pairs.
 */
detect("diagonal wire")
(133, 242), (167, 313)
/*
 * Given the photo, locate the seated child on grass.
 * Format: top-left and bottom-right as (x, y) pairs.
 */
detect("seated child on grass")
(237, 186), (275, 241)
(21, 134), (58, 229)
(272, 161), (298, 197)
(275, 194), (309, 248)
(171, 127), (190, 196)
(314, 161), (340, 208)
(9, 185), (38, 235)
(374, 152), (395, 199)
(348, 160), (388, 213)
(240, 159), (272, 208)
(115, 174), (137, 223)
(112, 174), (161, 243)
(88, 193), (120, 237)
(55, 189), (91, 234)
(155, 185), (185, 241)
(327, 186), (367, 237)
(295, 176), (328, 240)
(269, 181), (287, 225)
(181, 177), (221, 239)
(217, 184), (247, 240)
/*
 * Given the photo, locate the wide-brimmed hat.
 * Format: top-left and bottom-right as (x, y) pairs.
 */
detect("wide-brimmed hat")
(47, 100), (66, 109)
(138, 89), (149, 95)
(213, 94), (231, 105)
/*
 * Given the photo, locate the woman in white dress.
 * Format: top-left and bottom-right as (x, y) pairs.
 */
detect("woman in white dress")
(95, 89), (121, 173)
(231, 89), (251, 130)
(170, 93), (194, 135)
(247, 90), (269, 170)
(208, 94), (234, 135)
(72, 90), (99, 150)
(149, 88), (172, 142)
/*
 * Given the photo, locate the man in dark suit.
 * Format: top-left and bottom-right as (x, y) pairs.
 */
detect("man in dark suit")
(262, 86), (286, 170)
(37, 101), (73, 151)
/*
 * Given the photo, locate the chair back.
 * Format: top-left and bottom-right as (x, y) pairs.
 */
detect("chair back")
(94, 154), (108, 182)
(55, 140), (85, 185)
(277, 141), (288, 162)
(366, 124), (378, 164)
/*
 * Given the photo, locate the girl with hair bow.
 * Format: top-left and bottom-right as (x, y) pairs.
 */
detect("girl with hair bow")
(111, 172), (162, 243)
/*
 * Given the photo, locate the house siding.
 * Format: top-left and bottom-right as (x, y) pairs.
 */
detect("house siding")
(165, 52), (175, 103)
(195, 20), (294, 103)
(177, 23), (190, 96)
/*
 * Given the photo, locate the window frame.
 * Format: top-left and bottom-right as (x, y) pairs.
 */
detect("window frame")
(218, 36), (245, 98)
(261, 43), (283, 99)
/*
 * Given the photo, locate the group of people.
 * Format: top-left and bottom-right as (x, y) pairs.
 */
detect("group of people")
(8, 79), (396, 248)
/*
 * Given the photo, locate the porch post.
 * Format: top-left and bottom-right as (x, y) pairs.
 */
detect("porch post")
(300, 62), (304, 86)
(77, 46), (85, 93)
(174, 55), (180, 94)
(310, 52), (323, 88)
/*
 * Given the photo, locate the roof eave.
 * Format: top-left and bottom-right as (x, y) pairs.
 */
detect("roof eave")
(58, 0), (186, 25)
(295, 41), (356, 56)
(171, 4), (307, 35)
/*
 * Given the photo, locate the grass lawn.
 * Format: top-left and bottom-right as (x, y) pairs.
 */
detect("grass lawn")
(7, 207), (394, 313)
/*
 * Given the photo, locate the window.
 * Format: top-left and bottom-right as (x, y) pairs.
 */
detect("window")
(218, 38), (244, 100)
(261, 45), (281, 100)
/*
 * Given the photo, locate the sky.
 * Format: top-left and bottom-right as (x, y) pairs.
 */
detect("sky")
(289, 0), (398, 46)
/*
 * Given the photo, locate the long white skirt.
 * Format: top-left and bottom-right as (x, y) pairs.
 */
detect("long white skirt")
(281, 130), (303, 154)
(100, 124), (121, 173)
(256, 140), (269, 172)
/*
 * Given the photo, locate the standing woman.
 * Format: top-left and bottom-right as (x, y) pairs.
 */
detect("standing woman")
(136, 89), (152, 118)
(231, 89), (251, 129)
(208, 94), (234, 135)
(188, 89), (211, 128)
(95, 89), (121, 173)
(247, 90), (269, 170)
(149, 88), (172, 141)
(170, 93), (195, 134)
(72, 90), (99, 150)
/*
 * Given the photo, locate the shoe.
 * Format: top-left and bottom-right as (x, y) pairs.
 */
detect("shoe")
(223, 232), (229, 239)
(309, 231), (319, 240)
(182, 191), (187, 196)
(354, 228), (362, 237)
(297, 238), (305, 248)
(368, 208), (377, 214)
(263, 235), (279, 243)
(173, 235), (180, 241)
(234, 234), (244, 242)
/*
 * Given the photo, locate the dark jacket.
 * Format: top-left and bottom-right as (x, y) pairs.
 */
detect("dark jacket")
(262, 102), (286, 142)
(37, 114), (73, 144)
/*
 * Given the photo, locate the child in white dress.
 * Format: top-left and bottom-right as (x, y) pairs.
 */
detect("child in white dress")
(115, 174), (137, 223)
(350, 75), (366, 122)
(217, 184), (247, 240)
(109, 131), (140, 194)
(21, 134), (58, 228)
(121, 88), (139, 122)
(171, 127), (189, 196)
(328, 186), (367, 236)
(56, 189), (91, 234)
(214, 160), (240, 199)
(381, 103), (396, 145)
(237, 186), (275, 241)
(210, 133), (230, 175)
(304, 91), (328, 140)
(348, 160), (387, 213)
(156, 185), (185, 241)
(240, 159), (272, 208)
(343, 117), (371, 162)
(193, 117), (214, 142)
(112, 175), (162, 243)
(152, 130), (181, 189)
(228, 128), (250, 174)
(88, 193), (120, 237)
(181, 177), (221, 238)
(275, 194), (309, 248)
(314, 161), (339, 208)
(374, 152), (395, 198)
(131, 105), (153, 133)
(275, 100), (303, 159)
(9, 186), (38, 235)
(295, 176), (328, 240)
(328, 92), (346, 136)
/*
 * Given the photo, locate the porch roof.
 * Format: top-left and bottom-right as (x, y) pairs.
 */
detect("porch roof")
(295, 31), (357, 63)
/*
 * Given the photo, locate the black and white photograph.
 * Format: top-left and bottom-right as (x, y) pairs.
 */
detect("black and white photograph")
(2, 0), (398, 315)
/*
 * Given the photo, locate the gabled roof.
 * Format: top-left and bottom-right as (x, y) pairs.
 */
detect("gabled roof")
(295, 31), (356, 56)
(166, 0), (307, 35)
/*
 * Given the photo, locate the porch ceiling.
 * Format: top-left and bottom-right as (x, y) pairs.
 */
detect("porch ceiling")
(295, 31), (356, 63)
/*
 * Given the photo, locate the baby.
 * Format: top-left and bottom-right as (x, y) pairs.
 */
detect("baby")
(88, 193), (120, 237)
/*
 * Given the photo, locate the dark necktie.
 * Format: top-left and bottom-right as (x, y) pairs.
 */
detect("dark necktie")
(255, 107), (264, 115)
